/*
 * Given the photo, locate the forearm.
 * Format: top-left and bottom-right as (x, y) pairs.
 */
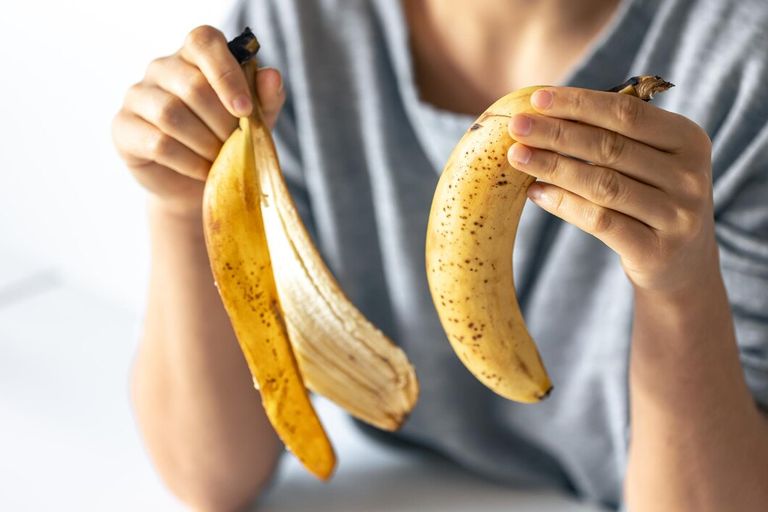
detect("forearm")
(626, 266), (768, 511)
(132, 201), (281, 511)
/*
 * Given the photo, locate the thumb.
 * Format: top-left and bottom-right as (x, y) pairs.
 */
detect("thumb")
(254, 67), (285, 129)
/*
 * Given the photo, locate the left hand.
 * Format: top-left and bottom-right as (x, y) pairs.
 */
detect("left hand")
(506, 86), (719, 295)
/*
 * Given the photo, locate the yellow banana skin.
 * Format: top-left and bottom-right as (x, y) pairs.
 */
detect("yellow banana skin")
(426, 77), (672, 403)
(203, 116), (335, 480)
(426, 86), (551, 403)
(247, 93), (419, 431)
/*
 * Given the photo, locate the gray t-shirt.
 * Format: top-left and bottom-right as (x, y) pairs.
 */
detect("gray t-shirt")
(224, 0), (768, 508)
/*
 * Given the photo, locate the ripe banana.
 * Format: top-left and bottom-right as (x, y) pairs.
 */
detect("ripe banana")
(203, 28), (419, 479)
(426, 76), (672, 403)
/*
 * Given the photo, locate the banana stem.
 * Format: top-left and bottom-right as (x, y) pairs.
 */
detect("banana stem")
(227, 28), (267, 124)
(608, 75), (674, 101)
(228, 27), (260, 65)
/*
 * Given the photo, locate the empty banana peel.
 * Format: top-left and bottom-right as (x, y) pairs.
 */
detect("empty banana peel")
(203, 115), (335, 480)
(203, 28), (419, 479)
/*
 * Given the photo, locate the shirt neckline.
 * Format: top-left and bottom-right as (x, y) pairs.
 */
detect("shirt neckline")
(373, 0), (661, 173)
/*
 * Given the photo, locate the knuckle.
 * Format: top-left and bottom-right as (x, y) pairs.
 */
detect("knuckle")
(124, 82), (144, 107)
(155, 94), (184, 128)
(212, 65), (241, 90)
(570, 90), (586, 115)
(598, 130), (626, 166)
(616, 97), (642, 126)
(676, 208), (703, 239)
(678, 167), (709, 199)
(588, 207), (613, 233)
(542, 153), (561, 181)
(593, 169), (623, 204)
(181, 71), (210, 102)
(693, 130), (713, 167)
(550, 189), (565, 213)
(550, 119), (566, 146)
(145, 56), (169, 78)
(147, 131), (174, 162)
(692, 125), (713, 152)
(656, 199), (678, 230)
(185, 25), (224, 51)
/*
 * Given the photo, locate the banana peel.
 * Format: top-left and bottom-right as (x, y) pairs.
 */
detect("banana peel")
(202, 28), (419, 480)
(203, 116), (336, 480)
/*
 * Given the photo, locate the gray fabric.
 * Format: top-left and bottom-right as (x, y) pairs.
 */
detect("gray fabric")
(223, 0), (768, 509)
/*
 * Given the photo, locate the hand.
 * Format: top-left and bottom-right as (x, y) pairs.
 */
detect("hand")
(112, 25), (285, 218)
(506, 87), (718, 295)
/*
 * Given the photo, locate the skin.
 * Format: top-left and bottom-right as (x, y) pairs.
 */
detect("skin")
(404, 0), (621, 113)
(112, 1), (767, 510)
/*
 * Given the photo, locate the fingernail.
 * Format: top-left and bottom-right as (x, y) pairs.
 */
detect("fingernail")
(510, 114), (533, 136)
(233, 94), (252, 116)
(531, 89), (553, 110)
(276, 73), (284, 96)
(527, 184), (546, 201)
(509, 144), (532, 165)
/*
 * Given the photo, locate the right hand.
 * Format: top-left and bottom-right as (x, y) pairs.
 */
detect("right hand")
(112, 25), (285, 218)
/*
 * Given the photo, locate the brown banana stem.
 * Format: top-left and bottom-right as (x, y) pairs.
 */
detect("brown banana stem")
(608, 75), (674, 101)
(228, 27), (261, 65)
(227, 29), (266, 123)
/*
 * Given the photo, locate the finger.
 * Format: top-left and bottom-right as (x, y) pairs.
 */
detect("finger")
(254, 67), (285, 129)
(144, 56), (237, 141)
(112, 111), (211, 181)
(528, 87), (692, 152)
(509, 114), (673, 190)
(124, 83), (222, 161)
(526, 181), (657, 260)
(509, 143), (674, 230)
(180, 25), (252, 117)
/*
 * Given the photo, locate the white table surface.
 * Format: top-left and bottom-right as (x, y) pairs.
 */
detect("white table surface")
(0, 252), (606, 512)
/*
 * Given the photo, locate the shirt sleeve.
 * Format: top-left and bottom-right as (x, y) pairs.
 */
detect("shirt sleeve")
(219, 0), (317, 238)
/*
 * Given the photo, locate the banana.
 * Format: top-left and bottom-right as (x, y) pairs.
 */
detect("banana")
(426, 76), (672, 403)
(203, 28), (419, 479)
(203, 116), (335, 479)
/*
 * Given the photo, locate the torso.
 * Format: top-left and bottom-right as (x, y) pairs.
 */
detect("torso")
(240, 0), (768, 506)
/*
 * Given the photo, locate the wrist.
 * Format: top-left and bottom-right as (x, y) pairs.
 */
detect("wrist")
(149, 196), (203, 226)
(631, 263), (734, 361)
(633, 265), (723, 307)
(148, 197), (206, 243)
(630, 234), (722, 301)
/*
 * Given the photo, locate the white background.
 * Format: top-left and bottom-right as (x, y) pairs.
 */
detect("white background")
(0, 0), (243, 308)
(0, 2), (604, 511)
(0, 3), (237, 509)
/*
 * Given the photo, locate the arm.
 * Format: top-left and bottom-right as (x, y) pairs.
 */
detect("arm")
(628, 259), (768, 511)
(112, 26), (287, 511)
(505, 86), (768, 511)
(133, 204), (282, 511)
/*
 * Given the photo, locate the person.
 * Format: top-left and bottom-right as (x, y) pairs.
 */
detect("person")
(111, 0), (768, 510)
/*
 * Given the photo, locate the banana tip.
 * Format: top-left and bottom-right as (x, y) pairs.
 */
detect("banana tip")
(537, 385), (554, 401)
